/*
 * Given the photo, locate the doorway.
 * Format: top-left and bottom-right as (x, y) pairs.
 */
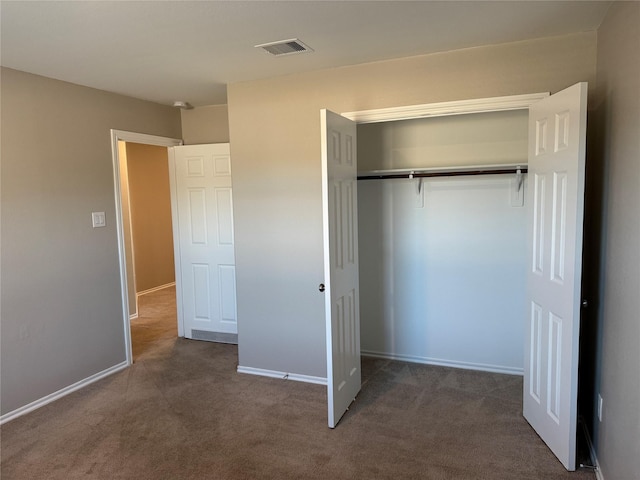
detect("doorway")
(119, 140), (178, 360)
(111, 130), (183, 364)
(111, 132), (239, 364)
(323, 93), (548, 427)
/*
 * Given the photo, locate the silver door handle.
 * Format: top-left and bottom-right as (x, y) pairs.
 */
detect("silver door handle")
(319, 283), (325, 292)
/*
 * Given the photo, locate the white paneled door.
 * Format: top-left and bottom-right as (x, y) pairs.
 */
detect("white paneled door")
(321, 109), (361, 428)
(170, 144), (237, 340)
(524, 83), (588, 470)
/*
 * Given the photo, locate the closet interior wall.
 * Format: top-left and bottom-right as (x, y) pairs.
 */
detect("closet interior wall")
(357, 110), (530, 374)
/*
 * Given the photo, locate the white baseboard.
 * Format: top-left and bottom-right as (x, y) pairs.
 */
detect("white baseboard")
(0, 361), (129, 425)
(136, 282), (175, 297)
(581, 419), (604, 480)
(129, 313), (138, 321)
(361, 350), (524, 376)
(237, 366), (327, 385)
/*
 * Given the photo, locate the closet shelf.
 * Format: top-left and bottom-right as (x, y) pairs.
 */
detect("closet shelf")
(357, 163), (527, 180)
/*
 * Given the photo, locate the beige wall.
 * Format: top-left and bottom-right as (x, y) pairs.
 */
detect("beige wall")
(180, 104), (230, 145)
(126, 143), (175, 294)
(591, 3), (640, 479)
(0, 67), (182, 416)
(227, 32), (598, 378)
(118, 141), (137, 317)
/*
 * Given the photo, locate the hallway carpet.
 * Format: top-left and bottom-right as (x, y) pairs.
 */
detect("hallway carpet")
(130, 286), (178, 361)
(1, 290), (595, 479)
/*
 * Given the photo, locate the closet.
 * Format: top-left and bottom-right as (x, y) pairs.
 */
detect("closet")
(356, 110), (529, 374)
(326, 84), (587, 469)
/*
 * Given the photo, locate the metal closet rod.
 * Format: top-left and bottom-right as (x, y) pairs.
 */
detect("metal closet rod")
(357, 166), (528, 181)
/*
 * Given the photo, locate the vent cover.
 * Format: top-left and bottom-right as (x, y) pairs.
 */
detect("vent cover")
(255, 38), (313, 56)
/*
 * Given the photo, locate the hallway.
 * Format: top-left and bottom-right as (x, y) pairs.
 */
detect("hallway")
(131, 286), (177, 360)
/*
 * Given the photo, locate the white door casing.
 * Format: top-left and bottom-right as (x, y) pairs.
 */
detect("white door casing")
(170, 144), (238, 340)
(524, 83), (588, 471)
(111, 130), (183, 365)
(321, 109), (362, 428)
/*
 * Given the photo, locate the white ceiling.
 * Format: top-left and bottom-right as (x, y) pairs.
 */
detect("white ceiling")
(1, 1), (611, 107)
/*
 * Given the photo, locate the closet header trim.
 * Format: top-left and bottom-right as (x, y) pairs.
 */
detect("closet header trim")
(342, 92), (549, 124)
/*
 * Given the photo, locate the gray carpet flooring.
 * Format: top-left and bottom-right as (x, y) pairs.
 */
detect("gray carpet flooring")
(1, 288), (595, 479)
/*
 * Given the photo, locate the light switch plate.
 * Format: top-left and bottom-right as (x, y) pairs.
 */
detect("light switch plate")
(92, 212), (106, 228)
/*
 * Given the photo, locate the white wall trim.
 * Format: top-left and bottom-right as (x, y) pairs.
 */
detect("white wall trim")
(237, 366), (327, 385)
(362, 350), (523, 376)
(0, 361), (129, 425)
(167, 147), (185, 338)
(136, 282), (176, 298)
(581, 419), (604, 479)
(110, 130), (183, 366)
(129, 313), (139, 321)
(342, 92), (549, 124)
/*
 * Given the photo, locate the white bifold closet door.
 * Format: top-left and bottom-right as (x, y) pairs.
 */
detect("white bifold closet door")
(321, 109), (361, 428)
(524, 82), (588, 471)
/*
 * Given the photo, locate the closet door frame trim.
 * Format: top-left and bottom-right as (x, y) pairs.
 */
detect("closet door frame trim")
(342, 92), (549, 124)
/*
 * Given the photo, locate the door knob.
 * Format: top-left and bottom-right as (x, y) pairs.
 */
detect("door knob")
(319, 283), (325, 292)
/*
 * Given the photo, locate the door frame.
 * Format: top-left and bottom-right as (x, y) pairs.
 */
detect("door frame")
(333, 92), (549, 367)
(110, 129), (183, 365)
(324, 93), (547, 397)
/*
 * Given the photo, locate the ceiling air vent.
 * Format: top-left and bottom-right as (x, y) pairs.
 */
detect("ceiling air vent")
(255, 38), (313, 56)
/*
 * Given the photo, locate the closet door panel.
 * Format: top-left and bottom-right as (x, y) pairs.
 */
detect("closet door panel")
(523, 82), (588, 471)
